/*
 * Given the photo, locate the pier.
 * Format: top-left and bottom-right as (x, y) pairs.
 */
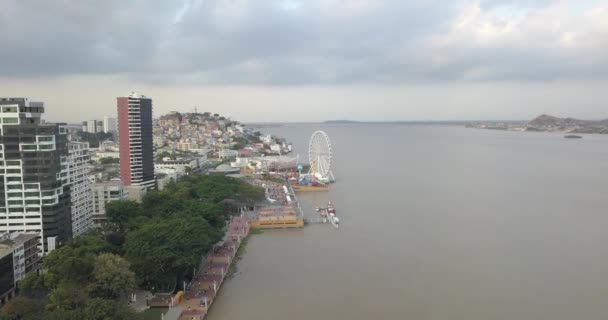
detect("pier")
(246, 179), (305, 229)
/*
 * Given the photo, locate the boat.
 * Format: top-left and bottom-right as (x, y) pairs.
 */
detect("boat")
(564, 135), (583, 139)
(327, 202), (335, 215)
(326, 202), (339, 228)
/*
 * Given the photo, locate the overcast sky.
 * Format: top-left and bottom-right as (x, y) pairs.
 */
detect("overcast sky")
(1, 0), (607, 122)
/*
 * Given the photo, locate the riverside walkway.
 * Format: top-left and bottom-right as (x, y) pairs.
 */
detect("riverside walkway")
(162, 216), (249, 320)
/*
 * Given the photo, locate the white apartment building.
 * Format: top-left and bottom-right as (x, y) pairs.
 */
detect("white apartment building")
(103, 116), (117, 134)
(67, 142), (94, 237)
(92, 181), (127, 227)
(86, 120), (97, 133)
(0, 98), (72, 254)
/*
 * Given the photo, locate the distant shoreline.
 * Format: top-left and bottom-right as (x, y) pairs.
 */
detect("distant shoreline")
(247, 120), (522, 126)
(466, 114), (608, 135)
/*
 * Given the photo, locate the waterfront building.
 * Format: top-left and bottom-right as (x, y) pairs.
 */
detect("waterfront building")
(117, 92), (155, 190)
(92, 180), (127, 227)
(0, 98), (72, 254)
(67, 142), (94, 236)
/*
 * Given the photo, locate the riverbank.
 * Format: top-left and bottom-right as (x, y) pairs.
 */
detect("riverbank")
(160, 216), (250, 320)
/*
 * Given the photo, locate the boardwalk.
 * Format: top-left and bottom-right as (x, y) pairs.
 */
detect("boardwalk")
(162, 216), (249, 320)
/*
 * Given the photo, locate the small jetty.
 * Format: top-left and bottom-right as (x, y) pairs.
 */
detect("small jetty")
(247, 179), (305, 229)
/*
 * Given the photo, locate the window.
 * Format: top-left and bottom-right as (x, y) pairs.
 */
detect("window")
(3, 117), (18, 124)
(1, 106), (17, 112)
(21, 145), (36, 151)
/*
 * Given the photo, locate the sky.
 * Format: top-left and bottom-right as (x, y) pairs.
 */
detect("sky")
(1, 0), (607, 123)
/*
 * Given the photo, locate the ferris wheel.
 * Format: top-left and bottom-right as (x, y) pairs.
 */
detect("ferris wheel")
(308, 131), (335, 182)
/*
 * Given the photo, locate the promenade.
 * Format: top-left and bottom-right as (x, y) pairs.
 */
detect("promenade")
(162, 215), (249, 320)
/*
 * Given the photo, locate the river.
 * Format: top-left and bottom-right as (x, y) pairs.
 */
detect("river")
(207, 124), (608, 320)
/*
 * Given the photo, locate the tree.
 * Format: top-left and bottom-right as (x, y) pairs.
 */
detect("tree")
(41, 233), (111, 287)
(125, 216), (221, 290)
(18, 272), (49, 299)
(0, 297), (44, 320)
(46, 282), (87, 313)
(88, 254), (136, 300)
(105, 200), (144, 232)
(84, 298), (140, 320)
(99, 157), (119, 165)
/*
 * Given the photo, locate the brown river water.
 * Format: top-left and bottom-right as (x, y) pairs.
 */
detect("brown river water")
(207, 124), (608, 320)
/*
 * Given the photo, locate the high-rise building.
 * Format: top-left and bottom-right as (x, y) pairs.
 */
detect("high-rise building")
(0, 98), (72, 253)
(103, 116), (117, 134)
(95, 120), (103, 134)
(117, 92), (155, 190)
(86, 120), (97, 133)
(67, 142), (93, 236)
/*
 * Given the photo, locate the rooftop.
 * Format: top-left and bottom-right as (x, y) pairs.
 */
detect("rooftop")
(128, 92), (147, 99)
(0, 244), (12, 258)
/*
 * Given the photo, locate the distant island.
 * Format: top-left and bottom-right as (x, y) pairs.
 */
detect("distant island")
(466, 114), (608, 134)
(323, 120), (360, 124)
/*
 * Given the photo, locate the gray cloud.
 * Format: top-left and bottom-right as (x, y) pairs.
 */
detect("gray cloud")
(1, 0), (607, 84)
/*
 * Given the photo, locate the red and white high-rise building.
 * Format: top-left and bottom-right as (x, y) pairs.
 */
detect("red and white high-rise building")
(117, 92), (155, 190)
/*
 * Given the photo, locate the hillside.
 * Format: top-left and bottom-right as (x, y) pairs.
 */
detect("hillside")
(527, 114), (608, 134)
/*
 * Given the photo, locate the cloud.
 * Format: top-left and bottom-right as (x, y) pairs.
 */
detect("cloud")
(0, 0), (607, 84)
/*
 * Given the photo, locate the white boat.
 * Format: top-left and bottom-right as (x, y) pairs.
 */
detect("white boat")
(327, 202), (339, 228)
(329, 215), (339, 229)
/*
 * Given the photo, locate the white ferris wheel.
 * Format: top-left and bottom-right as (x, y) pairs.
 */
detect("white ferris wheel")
(308, 131), (335, 183)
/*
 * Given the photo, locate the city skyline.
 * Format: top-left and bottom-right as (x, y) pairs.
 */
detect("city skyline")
(1, 0), (607, 122)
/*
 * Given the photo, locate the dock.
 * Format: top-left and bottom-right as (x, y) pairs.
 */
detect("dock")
(246, 179), (305, 229)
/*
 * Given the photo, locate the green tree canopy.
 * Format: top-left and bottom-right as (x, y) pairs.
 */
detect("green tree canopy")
(105, 200), (144, 232)
(88, 254), (136, 300)
(0, 297), (45, 320)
